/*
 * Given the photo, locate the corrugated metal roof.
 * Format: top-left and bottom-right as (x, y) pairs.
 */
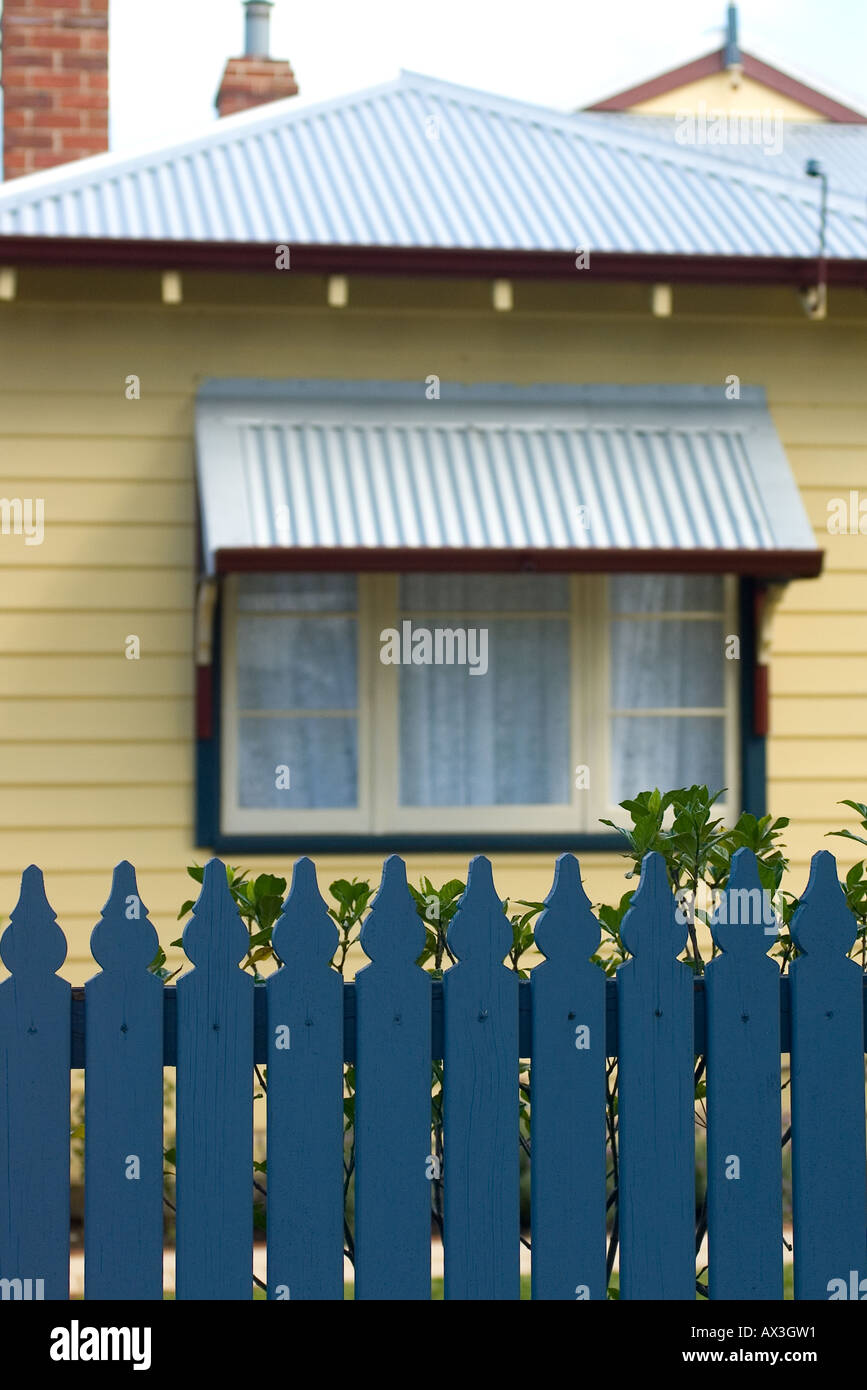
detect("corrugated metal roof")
(195, 380), (819, 572)
(1, 71), (864, 258)
(580, 112), (867, 200)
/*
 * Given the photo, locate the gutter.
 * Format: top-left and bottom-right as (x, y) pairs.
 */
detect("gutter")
(1, 236), (866, 288)
(214, 546), (825, 581)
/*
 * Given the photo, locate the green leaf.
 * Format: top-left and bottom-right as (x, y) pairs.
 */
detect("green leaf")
(439, 879), (466, 903)
(828, 828), (867, 847)
(253, 873), (286, 900)
(148, 947), (166, 975)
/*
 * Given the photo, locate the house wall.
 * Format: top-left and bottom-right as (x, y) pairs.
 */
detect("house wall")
(0, 269), (864, 982)
(625, 72), (827, 120)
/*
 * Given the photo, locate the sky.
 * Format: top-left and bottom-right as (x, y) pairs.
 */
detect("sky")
(98, 0), (867, 155)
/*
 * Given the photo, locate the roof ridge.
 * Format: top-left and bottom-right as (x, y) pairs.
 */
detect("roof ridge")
(0, 70), (863, 258)
(0, 72), (413, 200)
(0, 66), (863, 213)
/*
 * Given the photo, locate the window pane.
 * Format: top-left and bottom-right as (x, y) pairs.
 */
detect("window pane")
(238, 716), (358, 808)
(609, 575), (724, 613)
(399, 573), (569, 611)
(237, 616), (357, 710)
(611, 619), (725, 708)
(609, 715), (725, 802)
(398, 618), (570, 806)
(237, 573), (357, 612)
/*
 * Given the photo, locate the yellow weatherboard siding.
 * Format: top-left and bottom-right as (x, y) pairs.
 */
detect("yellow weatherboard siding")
(0, 270), (865, 982)
(627, 71), (828, 120)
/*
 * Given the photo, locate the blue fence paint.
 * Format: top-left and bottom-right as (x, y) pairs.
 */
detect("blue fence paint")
(444, 856), (520, 1300)
(705, 848), (783, 1300)
(267, 857), (344, 1301)
(0, 867), (71, 1300)
(355, 855), (432, 1299)
(0, 850), (866, 1301)
(84, 862), (164, 1301)
(617, 852), (695, 1300)
(531, 853), (606, 1300)
(789, 851), (867, 1301)
(175, 859), (254, 1300)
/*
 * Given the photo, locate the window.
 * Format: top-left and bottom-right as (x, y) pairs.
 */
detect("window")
(219, 572), (739, 839)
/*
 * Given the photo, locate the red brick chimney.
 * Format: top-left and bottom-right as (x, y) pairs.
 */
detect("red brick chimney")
(1, 0), (109, 181)
(216, 1), (298, 118)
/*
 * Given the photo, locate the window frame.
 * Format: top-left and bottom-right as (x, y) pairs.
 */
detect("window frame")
(600, 573), (741, 829)
(213, 571), (741, 843)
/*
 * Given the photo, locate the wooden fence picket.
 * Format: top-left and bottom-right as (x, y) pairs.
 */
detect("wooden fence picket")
(84, 861), (164, 1300)
(705, 847), (783, 1299)
(354, 855), (432, 1299)
(0, 848), (864, 1302)
(789, 850), (867, 1300)
(267, 857), (344, 1300)
(443, 855), (520, 1300)
(617, 851), (695, 1300)
(0, 867), (71, 1300)
(531, 853), (606, 1300)
(175, 858), (254, 1300)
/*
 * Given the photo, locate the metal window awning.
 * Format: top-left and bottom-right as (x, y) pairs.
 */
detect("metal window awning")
(195, 380), (822, 580)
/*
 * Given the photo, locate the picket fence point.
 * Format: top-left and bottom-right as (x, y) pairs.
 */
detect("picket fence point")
(89, 860), (159, 974)
(1, 864), (67, 978)
(182, 857), (248, 968)
(272, 854), (339, 966)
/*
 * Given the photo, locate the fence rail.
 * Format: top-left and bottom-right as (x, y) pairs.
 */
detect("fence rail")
(1, 848), (865, 1301)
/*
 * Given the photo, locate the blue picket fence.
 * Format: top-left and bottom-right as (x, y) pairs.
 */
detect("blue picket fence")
(0, 847), (865, 1301)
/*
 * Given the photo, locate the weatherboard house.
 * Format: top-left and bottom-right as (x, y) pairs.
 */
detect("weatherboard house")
(0, 0), (865, 980)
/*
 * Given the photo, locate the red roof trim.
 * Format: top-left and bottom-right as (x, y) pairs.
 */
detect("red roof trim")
(215, 547), (824, 580)
(585, 46), (867, 123)
(585, 50), (726, 112)
(2, 237), (865, 287)
(739, 54), (867, 124)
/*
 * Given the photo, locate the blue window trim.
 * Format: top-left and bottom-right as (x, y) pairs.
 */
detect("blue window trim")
(195, 578), (768, 854)
(195, 583), (221, 851)
(739, 576), (768, 819)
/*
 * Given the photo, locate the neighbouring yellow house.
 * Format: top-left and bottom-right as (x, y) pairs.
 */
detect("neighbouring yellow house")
(0, 2), (865, 983)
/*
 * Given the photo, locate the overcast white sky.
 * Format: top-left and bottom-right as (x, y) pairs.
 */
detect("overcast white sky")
(6, 0), (867, 153)
(104, 0), (867, 152)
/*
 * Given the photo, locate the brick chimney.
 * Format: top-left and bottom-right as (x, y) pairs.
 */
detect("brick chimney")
(216, 1), (298, 118)
(1, 0), (109, 181)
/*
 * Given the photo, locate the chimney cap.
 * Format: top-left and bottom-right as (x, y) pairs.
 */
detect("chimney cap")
(244, 0), (275, 58)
